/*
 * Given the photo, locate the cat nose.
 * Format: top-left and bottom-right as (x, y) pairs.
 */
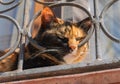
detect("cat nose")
(69, 45), (76, 50)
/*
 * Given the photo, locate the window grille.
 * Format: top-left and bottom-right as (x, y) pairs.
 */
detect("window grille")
(0, 0), (120, 83)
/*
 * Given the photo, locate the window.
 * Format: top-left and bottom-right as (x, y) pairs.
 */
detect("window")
(0, 0), (120, 83)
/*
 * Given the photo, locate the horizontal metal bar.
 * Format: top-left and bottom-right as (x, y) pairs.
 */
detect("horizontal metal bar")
(0, 60), (120, 83)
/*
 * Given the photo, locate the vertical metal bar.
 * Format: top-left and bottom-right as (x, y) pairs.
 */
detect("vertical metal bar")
(18, 38), (24, 71)
(17, 0), (26, 71)
(93, 0), (102, 60)
(61, 0), (66, 19)
(17, 0), (31, 71)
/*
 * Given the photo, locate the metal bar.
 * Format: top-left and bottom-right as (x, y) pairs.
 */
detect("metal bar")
(18, 0), (33, 71)
(99, 0), (120, 43)
(0, 0), (23, 13)
(17, 0), (31, 71)
(0, 60), (120, 83)
(93, 0), (102, 60)
(18, 39), (24, 71)
(7, 68), (120, 84)
(0, 14), (21, 61)
(0, 0), (15, 5)
(17, 0), (26, 71)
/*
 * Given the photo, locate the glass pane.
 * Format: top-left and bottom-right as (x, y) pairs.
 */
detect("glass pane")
(99, 0), (120, 60)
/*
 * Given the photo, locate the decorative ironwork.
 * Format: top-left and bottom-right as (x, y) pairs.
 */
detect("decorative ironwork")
(0, 0), (23, 13)
(0, 14), (21, 61)
(0, 0), (120, 83)
(34, 0), (69, 5)
(0, 0), (23, 60)
(0, 0), (15, 5)
(100, 0), (120, 43)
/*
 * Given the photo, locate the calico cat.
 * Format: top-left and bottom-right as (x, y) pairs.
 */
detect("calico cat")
(0, 49), (19, 72)
(24, 7), (92, 68)
(0, 6), (92, 71)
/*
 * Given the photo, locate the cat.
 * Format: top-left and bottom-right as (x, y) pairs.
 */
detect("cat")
(0, 6), (92, 71)
(24, 6), (92, 69)
(0, 49), (19, 72)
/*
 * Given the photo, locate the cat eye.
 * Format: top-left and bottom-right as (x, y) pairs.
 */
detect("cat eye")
(57, 36), (68, 43)
(62, 38), (68, 43)
(76, 37), (85, 41)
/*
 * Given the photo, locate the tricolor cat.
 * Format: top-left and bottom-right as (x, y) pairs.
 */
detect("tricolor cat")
(0, 6), (92, 71)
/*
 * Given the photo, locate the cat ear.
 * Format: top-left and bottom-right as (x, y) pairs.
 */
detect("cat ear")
(41, 6), (58, 24)
(32, 7), (62, 38)
(77, 17), (92, 33)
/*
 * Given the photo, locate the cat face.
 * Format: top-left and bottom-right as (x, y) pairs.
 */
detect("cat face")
(56, 22), (87, 51)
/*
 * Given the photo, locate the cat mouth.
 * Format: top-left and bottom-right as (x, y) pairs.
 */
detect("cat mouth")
(69, 47), (77, 53)
(63, 48), (78, 64)
(68, 45), (78, 53)
(69, 48), (75, 53)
